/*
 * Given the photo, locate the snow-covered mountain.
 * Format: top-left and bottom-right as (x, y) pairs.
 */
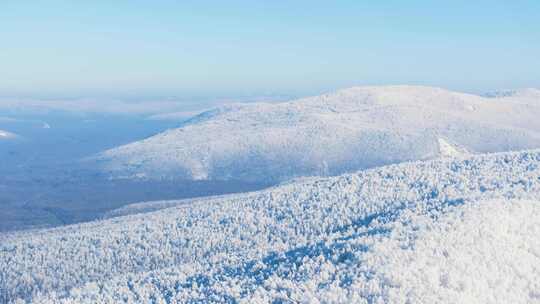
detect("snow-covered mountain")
(96, 85), (540, 183)
(2, 149), (540, 303)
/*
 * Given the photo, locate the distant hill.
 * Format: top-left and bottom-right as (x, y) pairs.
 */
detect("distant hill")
(97, 85), (540, 183)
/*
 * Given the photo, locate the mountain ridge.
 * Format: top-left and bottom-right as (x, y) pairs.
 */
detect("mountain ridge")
(96, 85), (540, 183)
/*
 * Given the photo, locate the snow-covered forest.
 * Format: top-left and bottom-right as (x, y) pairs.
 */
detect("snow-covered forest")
(2, 149), (540, 303)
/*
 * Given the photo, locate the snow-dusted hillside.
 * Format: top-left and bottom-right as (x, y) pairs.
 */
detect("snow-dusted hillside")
(2, 150), (540, 303)
(97, 85), (540, 183)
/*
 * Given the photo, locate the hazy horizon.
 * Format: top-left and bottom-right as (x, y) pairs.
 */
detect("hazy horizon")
(2, 1), (539, 98)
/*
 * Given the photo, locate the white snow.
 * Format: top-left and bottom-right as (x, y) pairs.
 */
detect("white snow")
(97, 85), (540, 183)
(3, 149), (540, 303)
(437, 137), (470, 158)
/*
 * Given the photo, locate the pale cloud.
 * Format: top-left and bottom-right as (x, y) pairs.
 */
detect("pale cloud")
(0, 129), (17, 139)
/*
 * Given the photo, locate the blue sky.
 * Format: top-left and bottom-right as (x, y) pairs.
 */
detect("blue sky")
(1, 0), (539, 98)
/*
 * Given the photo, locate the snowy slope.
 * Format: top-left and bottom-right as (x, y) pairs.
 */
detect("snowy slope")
(102, 192), (260, 219)
(97, 86), (540, 183)
(3, 150), (540, 303)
